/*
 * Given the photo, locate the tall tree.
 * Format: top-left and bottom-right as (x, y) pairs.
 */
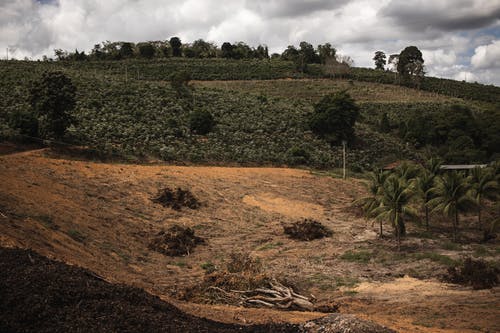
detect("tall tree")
(120, 42), (134, 58)
(468, 167), (498, 231)
(355, 170), (389, 237)
(318, 43), (336, 64)
(397, 46), (425, 85)
(374, 175), (414, 250)
(169, 37), (182, 57)
(415, 169), (435, 229)
(429, 172), (473, 242)
(373, 51), (386, 70)
(221, 42), (233, 58)
(309, 91), (359, 145)
(29, 71), (76, 140)
(138, 43), (155, 59)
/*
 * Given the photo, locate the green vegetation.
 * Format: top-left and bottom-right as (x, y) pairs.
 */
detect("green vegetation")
(0, 53), (498, 168)
(309, 90), (359, 145)
(340, 250), (372, 263)
(29, 71), (76, 140)
(358, 160), (499, 246)
(67, 229), (86, 243)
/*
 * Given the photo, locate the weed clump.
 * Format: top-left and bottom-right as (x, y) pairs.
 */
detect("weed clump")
(148, 225), (204, 256)
(283, 219), (332, 241)
(445, 257), (499, 289)
(151, 187), (200, 210)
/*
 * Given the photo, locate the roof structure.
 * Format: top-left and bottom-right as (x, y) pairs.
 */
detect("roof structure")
(440, 164), (487, 170)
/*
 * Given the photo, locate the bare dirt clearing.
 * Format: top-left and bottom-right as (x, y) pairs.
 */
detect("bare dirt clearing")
(0, 148), (498, 332)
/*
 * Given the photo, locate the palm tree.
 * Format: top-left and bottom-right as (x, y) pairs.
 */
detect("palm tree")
(424, 156), (443, 176)
(373, 175), (414, 250)
(394, 161), (420, 183)
(428, 172), (474, 242)
(468, 167), (498, 231)
(415, 169), (435, 229)
(355, 170), (388, 237)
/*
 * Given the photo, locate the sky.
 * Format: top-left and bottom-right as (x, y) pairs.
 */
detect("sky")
(1, 0), (500, 85)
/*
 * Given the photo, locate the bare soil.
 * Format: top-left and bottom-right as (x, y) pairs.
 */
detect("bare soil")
(0, 148), (498, 332)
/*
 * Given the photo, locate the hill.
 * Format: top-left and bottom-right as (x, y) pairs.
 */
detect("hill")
(0, 149), (498, 332)
(1, 59), (498, 168)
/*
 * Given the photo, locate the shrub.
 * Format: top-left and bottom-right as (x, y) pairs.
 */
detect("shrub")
(286, 146), (310, 165)
(189, 109), (214, 135)
(309, 91), (359, 145)
(445, 257), (499, 289)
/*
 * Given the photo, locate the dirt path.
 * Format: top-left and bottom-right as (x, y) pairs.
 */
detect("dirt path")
(0, 149), (498, 332)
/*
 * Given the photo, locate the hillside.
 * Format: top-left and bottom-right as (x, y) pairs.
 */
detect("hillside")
(1, 59), (498, 168)
(1, 148), (499, 332)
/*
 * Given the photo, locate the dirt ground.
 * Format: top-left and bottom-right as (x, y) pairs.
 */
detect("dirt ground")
(0, 147), (498, 332)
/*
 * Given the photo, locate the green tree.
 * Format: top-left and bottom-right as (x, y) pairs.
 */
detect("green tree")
(138, 43), (155, 59)
(373, 51), (386, 70)
(169, 37), (182, 57)
(29, 71), (76, 140)
(309, 91), (359, 145)
(355, 170), (389, 237)
(374, 175), (414, 250)
(415, 169), (435, 229)
(379, 112), (391, 133)
(120, 42), (134, 58)
(169, 70), (192, 98)
(397, 46), (424, 86)
(189, 109), (215, 135)
(468, 167), (498, 231)
(429, 172), (473, 242)
(221, 42), (233, 58)
(318, 43), (336, 64)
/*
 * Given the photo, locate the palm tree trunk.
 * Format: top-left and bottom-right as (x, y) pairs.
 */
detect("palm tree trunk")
(478, 199), (482, 231)
(396, 213), (401, 251)
(425, 205), (429, 230)
(453, 209), (459, 242)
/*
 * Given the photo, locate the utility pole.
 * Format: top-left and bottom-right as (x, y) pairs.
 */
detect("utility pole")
(6, 48), (8, 60)
(342, 140), (347, 180)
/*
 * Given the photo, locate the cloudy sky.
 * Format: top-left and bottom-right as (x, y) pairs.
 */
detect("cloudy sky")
(2, 0), (500, 85)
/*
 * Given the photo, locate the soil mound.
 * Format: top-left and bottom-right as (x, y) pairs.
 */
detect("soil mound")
(445, 257), (499, 289)
(283, 219), (332, 241)
(149, 225), (205, 256)
(0, 247), (395, 333)
(151, 187), (200, 210)
(0, 247), (295, 333)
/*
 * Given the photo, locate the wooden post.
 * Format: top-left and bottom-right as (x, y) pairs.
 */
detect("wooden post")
(342, 140), (347, 180)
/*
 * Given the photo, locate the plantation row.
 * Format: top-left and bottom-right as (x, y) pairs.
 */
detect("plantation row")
(1, 61), (413, 169)
(349, 68), (500, 104)
(3, 59), (499, 104)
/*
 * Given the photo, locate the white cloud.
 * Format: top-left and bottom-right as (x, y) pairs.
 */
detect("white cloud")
(471, 40), (500, 69)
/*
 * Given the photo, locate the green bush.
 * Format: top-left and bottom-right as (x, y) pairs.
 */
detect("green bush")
(309, 91), (359, 145)
(189, 109), (214, 135)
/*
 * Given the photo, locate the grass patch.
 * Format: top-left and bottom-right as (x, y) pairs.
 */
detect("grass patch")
(412, 252), (457, 267)
(441, 241), (462, 251)
(472, 245), (492, 257)
(334, 276), (360, 288)
(37, 215), (59, 230)
(172, 261), (187, 268)
(200, 261), (216, 273)
(340, 250), (371, 263)
(67, 229), (86, 243)
(256, 242), (283, 251)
